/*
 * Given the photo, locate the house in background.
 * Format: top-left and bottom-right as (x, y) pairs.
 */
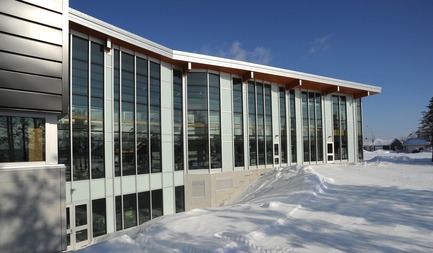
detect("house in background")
(403, 138), (431, 153)
(404, 128), (432, 153)
(363, 138), (403, 152)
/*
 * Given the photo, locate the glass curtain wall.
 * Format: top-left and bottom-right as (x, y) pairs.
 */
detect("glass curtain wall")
(264, 84), (273, 165)
(150, 62), (162, 173)
(112, 50), (161, 176)
(173, 69), (184, 171)
(333, 95), (348, 160)
(302, 92), (323, 163)
(289, 90), (297, 163)
(356, 99), (363, 161)
(90, 42), (105, 179)
(67, 36), (105, 181)
(248, 81), (257, 166)
(248, 81), (273, 166)
(187, 72), (221, 170)
(256, 83), (265, 165)
(121, 53), (135, 176)
(116, 189), (163, 231)
(279, 88), (288, 164)
(233, 78), (244, 167)
(136, 57), (149, 174)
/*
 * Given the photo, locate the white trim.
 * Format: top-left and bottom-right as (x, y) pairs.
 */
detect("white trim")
(69, 8), (381, 96)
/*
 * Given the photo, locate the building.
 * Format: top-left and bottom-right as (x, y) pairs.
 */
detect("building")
(403, 138), (431, 153)
(0, 1), (381, 252)
(363, 138), (403, 152)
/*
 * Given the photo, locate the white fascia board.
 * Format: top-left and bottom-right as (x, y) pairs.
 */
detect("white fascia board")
(68, 8), (381, 94)
(69, 8), (173, 59)
(173, 50), (382, 93)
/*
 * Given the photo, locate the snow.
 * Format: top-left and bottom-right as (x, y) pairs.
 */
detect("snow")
(76, 151), (433, 253)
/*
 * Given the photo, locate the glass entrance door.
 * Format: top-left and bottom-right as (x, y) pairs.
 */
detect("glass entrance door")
(274, 143), (280, 166)
(327, 142), (334, 163)
(66, 202), (90, 250)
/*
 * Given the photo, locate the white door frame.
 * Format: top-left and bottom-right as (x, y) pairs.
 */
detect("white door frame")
(66, 201), (90, 251)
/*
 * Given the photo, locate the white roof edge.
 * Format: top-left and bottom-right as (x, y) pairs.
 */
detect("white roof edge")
(69, 8), (381, 94)
(174, 50), (381, 93)
(69, 8), (173, 59)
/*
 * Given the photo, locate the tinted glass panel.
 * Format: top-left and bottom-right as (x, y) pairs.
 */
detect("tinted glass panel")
(152, 189), (163, 218)
(92, 198), (106, 237)
(0, 116), (45, 162)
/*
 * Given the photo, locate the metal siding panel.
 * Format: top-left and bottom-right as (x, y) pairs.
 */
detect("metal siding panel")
(0, 69), (62, 94)
(0, 1), (63, 29)
(0, 33), (62, 62)
(0, 89), (62, 112)
(0, 14), (62, 45)
(0, 51), (62, 78)
(20, 0), (63, 13)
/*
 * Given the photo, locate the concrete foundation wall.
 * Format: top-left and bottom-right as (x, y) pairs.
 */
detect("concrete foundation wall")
(185, 168), (272, 210)
(0, 166), (66, 253)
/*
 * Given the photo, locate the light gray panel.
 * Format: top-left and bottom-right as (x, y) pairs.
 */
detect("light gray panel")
(0, 69), (62, 94)
(0, 166), (65, 253)
(0, 1), (63, 28)
(0, 51), (62, 78)
(0, 14), (62, 45)
(0, 88), (62, 112)
(20, 0), (63, 13)
(0, 33), (62, 62)
(216, 178), (233, 190)
(192, 180), (206, 197)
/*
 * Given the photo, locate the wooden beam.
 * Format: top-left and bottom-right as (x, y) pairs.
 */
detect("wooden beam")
(243, 71), (254, 82)
(323, 86), (340, 95)
(353, 90), (370, 99)
(286, 79), (302, 90)
(183, 62), (192, 75)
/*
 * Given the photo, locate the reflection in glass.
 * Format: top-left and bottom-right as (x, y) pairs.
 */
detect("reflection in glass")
(289, 90), (297, 163)
(0, 116), (45, 162)
(92, 198), (106, 237)
(123, 193), (137, 229)
(248, 82), (257, 166)
(279, 87), (288, 164)
(150, 62), (161, 173)
(174, 69), (184, 171)
(175, 186), (185, 213)
(138, 191), (150, 224)
(90, 42), (104, 179)
(122, 53), (135, 176)
(72, 36), (89, 180)
(152, 189), (163, 218)
(233, 78), (244, 167)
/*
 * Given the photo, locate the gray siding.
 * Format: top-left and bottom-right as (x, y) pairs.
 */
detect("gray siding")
(0, 165), (66, 253)
(0, 0), (68, 113)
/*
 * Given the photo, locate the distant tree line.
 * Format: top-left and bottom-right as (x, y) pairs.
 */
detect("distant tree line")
(420, 97), (433, 162)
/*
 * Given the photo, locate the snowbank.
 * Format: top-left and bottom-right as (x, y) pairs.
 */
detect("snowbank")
(76, 152), (433, 253)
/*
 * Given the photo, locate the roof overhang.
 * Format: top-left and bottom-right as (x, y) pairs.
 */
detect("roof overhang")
(69, 8), (381, 98)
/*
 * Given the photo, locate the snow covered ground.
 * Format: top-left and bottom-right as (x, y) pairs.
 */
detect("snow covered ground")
(76, 151), (433, 253)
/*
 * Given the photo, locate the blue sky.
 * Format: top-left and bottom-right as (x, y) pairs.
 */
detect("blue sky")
(70, 0), (433, 140)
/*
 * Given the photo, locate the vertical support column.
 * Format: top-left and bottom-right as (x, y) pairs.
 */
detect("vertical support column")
(347, 96), (356, 162)
(271, 84), (280, 166)
(160, 61), (175, 215)
(220, 73), (233, 171)
(104, 46), (115, 234)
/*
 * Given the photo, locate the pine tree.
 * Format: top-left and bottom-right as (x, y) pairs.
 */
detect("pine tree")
(420, 97), (433, 162)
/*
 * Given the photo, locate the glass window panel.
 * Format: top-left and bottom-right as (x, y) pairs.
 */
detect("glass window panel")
(151, 189), (163, 219)
(92, 198), (106, 237)
(75, 204), (87, 227)
(138, 191), (151, 224)
(123, 193), (137, 229)
(114, 50), (121, 177)
(115, 196), (122, 231)
(0, 116), (45, 162)
(175, 186), (185, 213)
